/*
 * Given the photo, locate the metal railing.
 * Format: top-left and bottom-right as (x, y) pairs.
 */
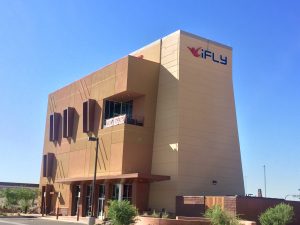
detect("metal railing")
(104, 114), (144, 128)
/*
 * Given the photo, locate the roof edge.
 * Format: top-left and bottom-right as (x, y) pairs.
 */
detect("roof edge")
(178, 30), (232, 50)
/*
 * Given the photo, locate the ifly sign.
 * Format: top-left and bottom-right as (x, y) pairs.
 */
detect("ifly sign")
(187, 47), (227, 65)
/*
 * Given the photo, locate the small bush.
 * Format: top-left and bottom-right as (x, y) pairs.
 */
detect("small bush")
(151, 209), (159, 218)
(161, 211), (169, 218)
(259, 203), (294, 225)
(205, 205), (240, 225)
(107, 200), (137, 225)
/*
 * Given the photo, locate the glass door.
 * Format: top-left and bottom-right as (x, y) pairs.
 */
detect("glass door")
(85, 185), (92, 216)
(97, 184), (105, 219)
(72, 185), (80, 216)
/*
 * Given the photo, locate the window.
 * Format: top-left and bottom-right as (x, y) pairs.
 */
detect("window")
(99, 184), (105, 198)
(85, 185), (92, 216)
(122, 184), (132, 202)
(42, 153), (55, 178)
(72, 185), (81, 216)
(49, 112), (60, 142)
(112, 184), (119, 200)
(104, 100), (133, 120)
(63, 107), (74, 138)
(83, 99), (96, 133)
(97, 184), (106, 217)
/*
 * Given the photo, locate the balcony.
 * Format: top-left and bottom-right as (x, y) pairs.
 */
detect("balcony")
(103, 96), (145, 129)
(104, 114), (144, 128)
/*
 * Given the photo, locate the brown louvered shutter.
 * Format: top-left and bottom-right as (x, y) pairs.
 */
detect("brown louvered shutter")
(49, 112), (60, 141)
(42, 154), (47, 177)
(49, 115), (54, 141)
(63, 107), (75, 138)
(46, 153), (55, 177)
(83, 99), (96, 133)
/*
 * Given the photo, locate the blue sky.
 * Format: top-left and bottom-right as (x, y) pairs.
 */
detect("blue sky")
(0, 1), (299, 200)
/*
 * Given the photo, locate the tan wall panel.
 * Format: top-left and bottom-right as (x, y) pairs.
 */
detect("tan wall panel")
(109, 143), (123, 174)
(130, 40), (161, 63)
(133, 96), (145, 119)
(115, 58), (129, 93)
(177, 32), (244, 197)
(68, 149), (86, 178)
(55, 153), (70, 180)
(149, 31), (180, 212)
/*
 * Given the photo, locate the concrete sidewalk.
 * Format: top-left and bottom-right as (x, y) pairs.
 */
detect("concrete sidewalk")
(39, 215), (104, 224)
(40, 215), (88, 224)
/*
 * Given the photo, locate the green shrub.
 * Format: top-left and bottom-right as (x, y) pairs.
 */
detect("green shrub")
(107, 200), (137, 225)
(0, 188), (37, 213)
(259, 203), (294, 225)
(151, 209), (159, 218)
(205, 205), (240, 225)
(161, 211), (169, 218)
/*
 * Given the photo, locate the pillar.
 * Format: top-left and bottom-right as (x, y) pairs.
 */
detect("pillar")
(80, 183), (86, 217)
(118, 183), (124, 201)
(104, 181), (111, 214)
(93, 183), (99, 217)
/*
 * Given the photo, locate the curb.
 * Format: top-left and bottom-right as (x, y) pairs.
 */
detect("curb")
(39, 216), (87, 224)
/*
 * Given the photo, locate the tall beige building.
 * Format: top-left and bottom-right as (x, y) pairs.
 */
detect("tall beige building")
(40, 30), (244, 217)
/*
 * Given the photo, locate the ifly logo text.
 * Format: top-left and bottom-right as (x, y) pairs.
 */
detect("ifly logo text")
(187, 47), (227, 65)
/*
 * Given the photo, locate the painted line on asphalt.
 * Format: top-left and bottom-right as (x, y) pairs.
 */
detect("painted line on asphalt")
(0, 220), (28, 225)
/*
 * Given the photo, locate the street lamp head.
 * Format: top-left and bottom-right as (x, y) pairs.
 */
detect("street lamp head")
(88, 137), (98, 141)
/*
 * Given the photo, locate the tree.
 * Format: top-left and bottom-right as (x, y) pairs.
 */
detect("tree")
(107, 200), (138, 225)
(205, 205), (240, 225)
(0, 188), (38, 213)
(259, 203), (294, 225)
(17, 188), (38, 213)
(1, 188), (19, 208)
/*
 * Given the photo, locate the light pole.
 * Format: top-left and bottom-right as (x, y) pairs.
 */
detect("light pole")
(263, 165), (267, 197)
(88, 136), (99, 224)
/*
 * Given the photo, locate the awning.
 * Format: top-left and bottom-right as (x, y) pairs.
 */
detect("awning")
(55, 173), (170, 184)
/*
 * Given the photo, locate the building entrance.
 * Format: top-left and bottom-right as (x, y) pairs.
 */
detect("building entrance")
(71, 185), (80, 216)
(97, 184), (105, 218)
(85, 185), (92, 216)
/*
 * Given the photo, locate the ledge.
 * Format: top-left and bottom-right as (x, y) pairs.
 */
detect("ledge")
(55, 173), (170, 184)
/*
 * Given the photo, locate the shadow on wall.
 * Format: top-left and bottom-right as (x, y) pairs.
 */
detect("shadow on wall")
(54, 113), (63, 147)
(69, 109), (79, 143)
(52, 155), (67, 183)
(148, 65), (179, 212)
(58, 194), (65, 205)
(88, 101), (106, 171)
(92, 102), (101, 137)
(97, 137), (108, 171)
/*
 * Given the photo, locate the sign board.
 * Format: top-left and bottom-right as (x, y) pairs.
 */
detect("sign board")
(187, 46), (228, 65)
(105, 114), (126, 128)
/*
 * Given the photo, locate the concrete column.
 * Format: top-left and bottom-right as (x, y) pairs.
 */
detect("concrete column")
(104, 181), (111, 214)
(68, 185), (74, 216)
(93, 183), (99, 217)
(118, 183), (123, 201)
(79, 183), (86, 217)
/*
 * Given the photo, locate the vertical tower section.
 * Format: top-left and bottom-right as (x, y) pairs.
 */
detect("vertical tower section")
(149, 31), (181, 211)
(177, 31), (244, 197)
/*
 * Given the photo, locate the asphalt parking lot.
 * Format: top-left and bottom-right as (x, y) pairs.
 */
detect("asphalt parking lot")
(0, 217), (86, 225)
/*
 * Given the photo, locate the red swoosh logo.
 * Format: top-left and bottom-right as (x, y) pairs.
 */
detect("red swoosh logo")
(187, 47), (201, 57)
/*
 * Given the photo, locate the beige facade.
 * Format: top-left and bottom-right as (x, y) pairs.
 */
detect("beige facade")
(40, 30), (244, 216)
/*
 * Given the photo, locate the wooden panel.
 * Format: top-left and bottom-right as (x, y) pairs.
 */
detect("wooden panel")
(205, 196), (225, 210)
